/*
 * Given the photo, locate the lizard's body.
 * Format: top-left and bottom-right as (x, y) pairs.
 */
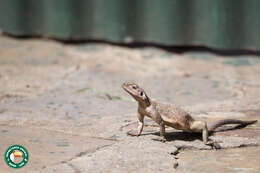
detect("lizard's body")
(122, 82), (257, 145)
(141, 102), (194, 131)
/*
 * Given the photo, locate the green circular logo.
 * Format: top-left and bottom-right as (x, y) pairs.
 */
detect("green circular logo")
(4, 145), (29, 169)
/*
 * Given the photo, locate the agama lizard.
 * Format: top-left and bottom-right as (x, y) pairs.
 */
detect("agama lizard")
(122, 82), (257, 145)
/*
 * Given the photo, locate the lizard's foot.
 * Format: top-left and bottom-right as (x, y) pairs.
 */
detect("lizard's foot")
(205, 141), (221, 150)
(152, 136), (167, 143)
(126, 130), (139, 137)
(205, 140), (214, 145)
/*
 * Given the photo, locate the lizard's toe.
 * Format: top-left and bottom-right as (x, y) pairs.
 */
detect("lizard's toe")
(127, 130), (138, 136)
(152, 136), (167, 143)
(205, 141), (221, 150)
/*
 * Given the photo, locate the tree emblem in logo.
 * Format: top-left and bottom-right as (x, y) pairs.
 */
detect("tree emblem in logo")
(5, 145), (29, 168)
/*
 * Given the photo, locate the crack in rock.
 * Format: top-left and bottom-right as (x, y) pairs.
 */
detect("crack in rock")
(166, 138), (260, 169)
(66, 163), (82, 173)
(38, 143), (116, 172)
(62, 143), (115, 163)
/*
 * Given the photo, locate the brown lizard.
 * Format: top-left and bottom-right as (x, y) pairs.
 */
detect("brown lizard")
(122, 82), (257, 145)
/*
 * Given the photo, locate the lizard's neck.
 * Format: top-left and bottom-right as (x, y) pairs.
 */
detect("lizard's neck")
(138, 97), (151, 108)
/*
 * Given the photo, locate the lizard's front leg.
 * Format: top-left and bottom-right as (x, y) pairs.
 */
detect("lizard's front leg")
(127, 113), (144, 136)
(152, 117), (167, 142)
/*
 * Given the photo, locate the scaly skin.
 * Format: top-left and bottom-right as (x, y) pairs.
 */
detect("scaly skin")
(122, 82), (257, 145)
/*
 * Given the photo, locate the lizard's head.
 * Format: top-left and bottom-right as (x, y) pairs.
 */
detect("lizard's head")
(122, 82), (150, 104)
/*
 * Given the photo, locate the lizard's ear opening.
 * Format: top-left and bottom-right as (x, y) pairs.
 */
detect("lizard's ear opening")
(140, 91), (147, 100)
(140, 91), (150, 105)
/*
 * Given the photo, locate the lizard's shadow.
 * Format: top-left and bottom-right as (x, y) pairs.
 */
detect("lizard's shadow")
(165, 131), (202, 141)
(143, 124), (247, 142)
(144, 131), (202, 142)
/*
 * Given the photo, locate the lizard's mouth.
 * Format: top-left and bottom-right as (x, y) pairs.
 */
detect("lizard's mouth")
(122, 83), (136, 97)
(122, 85), (132, 94)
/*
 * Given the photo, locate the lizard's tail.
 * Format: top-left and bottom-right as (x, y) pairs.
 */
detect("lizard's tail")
(208, 119), (257, 132)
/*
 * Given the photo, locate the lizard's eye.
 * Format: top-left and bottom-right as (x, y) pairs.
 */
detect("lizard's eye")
(132, 85), (137, 89)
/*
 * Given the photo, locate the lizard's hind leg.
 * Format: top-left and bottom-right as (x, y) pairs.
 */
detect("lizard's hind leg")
(190, 120), (209, 144)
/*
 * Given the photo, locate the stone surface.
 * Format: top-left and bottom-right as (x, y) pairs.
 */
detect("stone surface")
(0, 35), (260, 172)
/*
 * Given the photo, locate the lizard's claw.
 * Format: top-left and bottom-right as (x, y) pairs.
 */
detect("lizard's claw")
(152, 136), (167, 143)
(127, 130), (139, 136)
(205, 141), (221, 150)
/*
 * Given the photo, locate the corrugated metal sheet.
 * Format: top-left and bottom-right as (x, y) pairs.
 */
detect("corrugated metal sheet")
(0, 0), (260, 50)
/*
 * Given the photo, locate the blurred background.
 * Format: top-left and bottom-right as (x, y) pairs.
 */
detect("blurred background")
(0, 1), (260, 173)
(1, 0), (260, 50)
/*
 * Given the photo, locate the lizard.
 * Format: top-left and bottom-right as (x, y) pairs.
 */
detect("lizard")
(122, 82), (257, 145)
